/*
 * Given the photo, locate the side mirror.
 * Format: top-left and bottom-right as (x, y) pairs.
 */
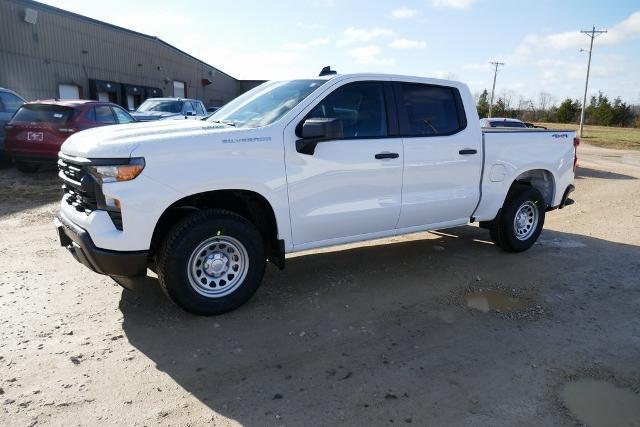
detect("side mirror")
(186, 111), (196, 116)
(296, 118), (343, 155)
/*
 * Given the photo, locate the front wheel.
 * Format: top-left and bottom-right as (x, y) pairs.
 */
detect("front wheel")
(489, 185), (545, 252)
(157, 209), (266, 316)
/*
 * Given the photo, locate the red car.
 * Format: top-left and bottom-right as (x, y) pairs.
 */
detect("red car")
(4, 100), (135, 173)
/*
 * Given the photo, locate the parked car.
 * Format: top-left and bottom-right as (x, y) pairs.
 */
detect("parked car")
(55, 72), (577, 316)
(0, 87), (27, 162)
(524, 122), (547, 129)
(480, 117), (527, 128)
(5, 100), (135, 172)
(131, 98), (208, 121)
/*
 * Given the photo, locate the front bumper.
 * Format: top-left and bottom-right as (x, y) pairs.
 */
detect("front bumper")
(55, 216), (148, 277)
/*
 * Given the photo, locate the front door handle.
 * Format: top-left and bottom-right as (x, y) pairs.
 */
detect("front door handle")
(375, 152), (399, 159)
(459, 149), (478, 155)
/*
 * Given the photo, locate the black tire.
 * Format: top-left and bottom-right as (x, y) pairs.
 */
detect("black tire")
(489, 185), (545, 252)
(15, 161), (40, 173)
(156, 209), (266, 316)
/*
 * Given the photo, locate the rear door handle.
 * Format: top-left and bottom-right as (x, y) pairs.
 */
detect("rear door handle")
(459, 149), (478, 155)
(375, 152), (399, 159)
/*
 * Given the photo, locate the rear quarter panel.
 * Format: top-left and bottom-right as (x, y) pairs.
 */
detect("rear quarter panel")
(473, 130), (576, 222)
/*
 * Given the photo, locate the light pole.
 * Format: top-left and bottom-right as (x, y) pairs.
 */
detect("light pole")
(488, 61), (504, 118)
(578, 26), (607, 138)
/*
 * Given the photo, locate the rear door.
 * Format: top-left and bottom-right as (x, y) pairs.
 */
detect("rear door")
(285, 79), (404, 246)
(394, 81), (482, 228)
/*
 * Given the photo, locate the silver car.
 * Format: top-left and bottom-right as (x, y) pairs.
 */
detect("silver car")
(130, 98), (208, 122)
(0, 87), (27, 160)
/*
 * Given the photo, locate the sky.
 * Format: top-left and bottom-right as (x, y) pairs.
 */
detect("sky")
(40, 0), (640, 106)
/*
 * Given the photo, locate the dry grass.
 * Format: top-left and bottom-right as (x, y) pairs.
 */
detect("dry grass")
(536, 123), (640, 150)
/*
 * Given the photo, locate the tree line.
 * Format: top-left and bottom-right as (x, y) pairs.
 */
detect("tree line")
(475, 89), (640, 127)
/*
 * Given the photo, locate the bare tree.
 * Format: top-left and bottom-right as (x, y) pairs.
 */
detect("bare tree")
(538, 92), (552, 112)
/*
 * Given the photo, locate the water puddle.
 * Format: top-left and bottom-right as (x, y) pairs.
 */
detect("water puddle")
(464, 291), (526, 313)
(560, 379), (640, 427)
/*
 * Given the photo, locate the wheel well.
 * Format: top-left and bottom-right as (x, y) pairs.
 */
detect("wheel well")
(150, 190), (284, 269)
(511, 169), (555, 207)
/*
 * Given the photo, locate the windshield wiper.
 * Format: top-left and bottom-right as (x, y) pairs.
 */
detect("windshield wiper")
(209, 119), (236, 127)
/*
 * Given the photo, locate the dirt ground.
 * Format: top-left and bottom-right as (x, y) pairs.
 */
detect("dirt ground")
(1, 144), (639, 426)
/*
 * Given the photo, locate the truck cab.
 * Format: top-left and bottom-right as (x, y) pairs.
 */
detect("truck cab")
(56, 71), (576, 315)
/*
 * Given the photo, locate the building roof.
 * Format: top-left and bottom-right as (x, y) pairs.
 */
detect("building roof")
(12, 0), (235, 80)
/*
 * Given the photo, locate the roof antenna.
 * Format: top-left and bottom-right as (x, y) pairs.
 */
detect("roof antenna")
(319, 66), (337, 77)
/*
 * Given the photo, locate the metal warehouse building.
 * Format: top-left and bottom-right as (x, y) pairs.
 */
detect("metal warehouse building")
(0, 0), (262, 110)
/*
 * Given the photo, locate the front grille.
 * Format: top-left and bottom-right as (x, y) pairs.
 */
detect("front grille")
(58, 156), (98, 214)
(58, 154), (124, 230)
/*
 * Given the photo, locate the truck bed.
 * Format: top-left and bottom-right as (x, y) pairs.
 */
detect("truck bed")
(472, 128), (577, 222)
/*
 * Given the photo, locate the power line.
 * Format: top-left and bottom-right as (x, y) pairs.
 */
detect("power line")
(488, 61), (504, 118)
(578, 26), (607, 138)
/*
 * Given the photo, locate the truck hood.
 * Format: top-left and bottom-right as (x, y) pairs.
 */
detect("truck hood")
(60, 119), (234, 158)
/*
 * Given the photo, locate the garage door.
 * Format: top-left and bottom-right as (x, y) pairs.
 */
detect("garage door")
(59, 84), (80, 99)
(173, 81), (186, 98)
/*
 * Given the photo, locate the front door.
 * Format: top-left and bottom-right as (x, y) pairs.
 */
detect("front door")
(285, 80), (403, 247)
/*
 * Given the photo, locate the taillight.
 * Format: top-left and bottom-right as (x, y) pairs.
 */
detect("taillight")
(573, 137), (580, 172)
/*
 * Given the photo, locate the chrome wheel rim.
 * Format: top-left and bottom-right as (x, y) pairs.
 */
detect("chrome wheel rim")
(513, 201), (538, 241)
(187, 235), (249, 298)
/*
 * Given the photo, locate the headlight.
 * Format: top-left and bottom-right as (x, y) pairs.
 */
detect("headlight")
(88, 158), (145, 183)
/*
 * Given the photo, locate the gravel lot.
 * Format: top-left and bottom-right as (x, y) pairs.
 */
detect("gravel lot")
(1, 144), (639, 426)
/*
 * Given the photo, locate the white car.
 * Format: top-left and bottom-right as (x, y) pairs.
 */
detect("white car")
(55, 71), (577, 315)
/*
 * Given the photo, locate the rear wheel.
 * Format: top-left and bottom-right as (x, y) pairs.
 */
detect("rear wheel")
(15, 161), (40, 173)
(489, 185), (545, 252)
(157, 209), (266, 316)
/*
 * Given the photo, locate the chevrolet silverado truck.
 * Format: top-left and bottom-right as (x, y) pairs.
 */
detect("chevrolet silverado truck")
(55, 70), (577, 316)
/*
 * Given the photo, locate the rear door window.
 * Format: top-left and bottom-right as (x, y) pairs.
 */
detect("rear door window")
(11, 104), (73, 123)
(95, 106), (116, 124)
(397, 83), (465, 136)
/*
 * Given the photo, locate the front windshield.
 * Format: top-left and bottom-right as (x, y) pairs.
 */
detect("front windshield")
(137, 100), (183, 113)
(208, 79), (327, 128)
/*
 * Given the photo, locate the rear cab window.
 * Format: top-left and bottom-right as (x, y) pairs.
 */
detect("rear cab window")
(490, 120), (526, 128)
(396, 83), (466, 137)
(10, 104), (74, 123)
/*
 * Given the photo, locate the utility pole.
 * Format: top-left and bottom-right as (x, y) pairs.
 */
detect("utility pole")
(578, 26), (607, 138)
(488, 61), (504, 118)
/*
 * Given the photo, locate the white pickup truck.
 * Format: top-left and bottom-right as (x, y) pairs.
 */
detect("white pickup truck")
(55, 70), (577, 315)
